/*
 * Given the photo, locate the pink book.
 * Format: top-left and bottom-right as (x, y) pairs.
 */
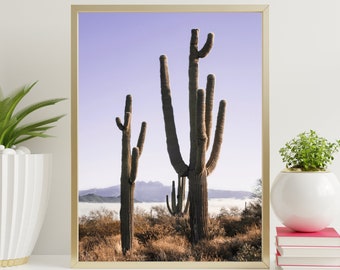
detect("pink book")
(276, 227), (340, 246)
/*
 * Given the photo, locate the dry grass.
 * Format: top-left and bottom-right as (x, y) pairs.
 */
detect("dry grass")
(79, 203), (262, 262)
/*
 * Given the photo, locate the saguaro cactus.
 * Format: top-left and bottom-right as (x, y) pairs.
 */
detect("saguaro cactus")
(166, 175), (189, 217)
(160, 29), (226, 243)
(115, 94), (147, 255)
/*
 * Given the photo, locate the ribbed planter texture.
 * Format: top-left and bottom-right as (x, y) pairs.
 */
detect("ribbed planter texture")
(0, 154), (51, 267)
(271, 171), (340, 232)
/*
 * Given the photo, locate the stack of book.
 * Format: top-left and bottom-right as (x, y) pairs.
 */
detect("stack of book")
(275, 226), (340, 270)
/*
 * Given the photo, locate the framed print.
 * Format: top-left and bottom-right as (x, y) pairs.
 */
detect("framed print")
(71, 4), (269, 269)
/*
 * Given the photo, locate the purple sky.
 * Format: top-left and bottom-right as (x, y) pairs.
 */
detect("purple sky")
(78, 11), (263, 191)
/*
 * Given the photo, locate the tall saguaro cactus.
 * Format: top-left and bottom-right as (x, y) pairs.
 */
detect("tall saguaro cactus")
(115, 94), (147, 255)
(160, 29), (226, 244)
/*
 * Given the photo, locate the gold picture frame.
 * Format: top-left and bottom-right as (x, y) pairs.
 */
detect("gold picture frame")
(71, 4), (269, 268)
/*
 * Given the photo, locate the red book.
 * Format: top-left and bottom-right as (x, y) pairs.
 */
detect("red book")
(276, 227), (340, 247)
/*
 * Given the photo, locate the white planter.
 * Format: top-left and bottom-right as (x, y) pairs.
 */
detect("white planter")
(271, 171), (340, 232)
(0, 154), (51, 267)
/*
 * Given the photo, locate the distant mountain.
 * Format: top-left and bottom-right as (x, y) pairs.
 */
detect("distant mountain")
(79, 181), (252, 203)
(79, 186), (120, 198)
(79, 193), (120, 203)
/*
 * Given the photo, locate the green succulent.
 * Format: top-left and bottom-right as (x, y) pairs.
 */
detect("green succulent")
(0, 81), (66, 148)
(279, 130), (340, 171)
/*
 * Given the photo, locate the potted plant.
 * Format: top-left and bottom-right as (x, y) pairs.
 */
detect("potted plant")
(0, 81), (65, 267)
(271, 130), (340, 232)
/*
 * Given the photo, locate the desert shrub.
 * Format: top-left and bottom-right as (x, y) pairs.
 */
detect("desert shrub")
(79, 236), (101, 261)
(193, 234), (260, 262)
(79, 208), (120, 241)
(218, 200), (262, 237)
(135, 223), (166, 245)
(218, 206), (241, 217)
(235, 243), (261, 261)
(144, 235), (191, 261)
(219, 216), (243, 237)
(240, 201), (261, 226)
(227, 226), (262, 261)
(79, 209), (121, 261)
(79, 234), (146, 262)
(173, 216), (191, 240)
(135, 206), (191, 245)
(148, 206), (170, 220)
(207, 216), (225, 239)
(135, 213), (174, 245)
(192, 236), (232, 261)
(151, 206), (191, 239)
(85, 235), (121, 261)
(145, 206), (178, 228)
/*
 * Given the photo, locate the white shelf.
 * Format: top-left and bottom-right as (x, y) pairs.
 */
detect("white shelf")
(11, 256), (70, 269)
(10, 255), (275, 269)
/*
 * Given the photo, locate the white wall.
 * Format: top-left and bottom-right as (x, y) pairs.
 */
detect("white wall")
(1, 0), (340, 257)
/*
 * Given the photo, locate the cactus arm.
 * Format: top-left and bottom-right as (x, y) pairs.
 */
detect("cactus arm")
(115, 117), (124, 130)
(160, 55), (189, 176)
(177, 176), (186, 212)
(115, 113), (131, 133)
(184, 199), (190, 215)
(206, 100), (227, 175)
(130, 147), (139, 183)
(130, 122), (146, 183)
(196, 89), (207, 174)
(171, 181), (177, 211)
(198, 33), (214, 58)
(137, 122), (147, 155)
(166, 180), (177, 215)
(179, 175), (186, 195)
(180, 176), (189, 215)
(116, 94), (132, 131)
(131, 121), (147, 183)
(176, 177), (182, 212)
(205, 74), (215, 149)
(166, 195), (175, 216)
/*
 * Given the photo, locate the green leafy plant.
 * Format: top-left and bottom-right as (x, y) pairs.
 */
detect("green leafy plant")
(279, 130), (340, 171)
(0, 81), (66, 148)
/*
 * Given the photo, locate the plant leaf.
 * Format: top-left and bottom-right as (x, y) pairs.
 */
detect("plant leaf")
(6, 115), (65, 146)
(0, 81), (65, 147)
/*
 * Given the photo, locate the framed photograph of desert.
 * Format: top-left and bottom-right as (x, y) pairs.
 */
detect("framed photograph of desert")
(71, 4), (269, 269)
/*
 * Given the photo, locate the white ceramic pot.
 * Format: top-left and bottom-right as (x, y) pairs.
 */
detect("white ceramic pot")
(0, 154), (51, 267)
(271, 171), (340, 232)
